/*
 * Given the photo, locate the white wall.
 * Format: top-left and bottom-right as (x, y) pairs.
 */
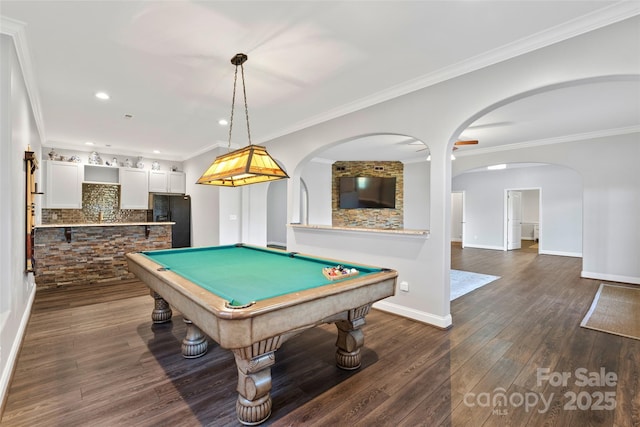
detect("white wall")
(266, 180), (287, 246)
(302, 159), (332, 225)
(245, 15), (640, 329)
(403, 160), (430, 230)
(521, 190), (540, 225)
(0, 33), (41, 405)
(453, 133), (639, 283)
(182, 151), (222, 247)
(521, 189), (540, 240)
(452, 165), (582, 256)
(451, 192), (463, 242)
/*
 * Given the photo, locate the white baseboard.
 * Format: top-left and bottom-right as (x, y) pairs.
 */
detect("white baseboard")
(373, 300), (452, 329)
(267, 241), (286, 248)
(462, 243), (505, 251)
(581, 271), (640, 285)
(539, 250), (582, 257)
(0, 284), (36, 408)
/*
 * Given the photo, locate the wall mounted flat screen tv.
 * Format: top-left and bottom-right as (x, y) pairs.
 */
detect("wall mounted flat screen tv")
(339, 177), (396, 209)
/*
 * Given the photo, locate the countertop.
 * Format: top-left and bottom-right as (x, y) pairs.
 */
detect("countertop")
(288, 223), (429, 236)
(35, 222), (175, 228)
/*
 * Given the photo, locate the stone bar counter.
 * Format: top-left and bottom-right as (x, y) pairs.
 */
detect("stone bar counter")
(33, 222), (173, 288)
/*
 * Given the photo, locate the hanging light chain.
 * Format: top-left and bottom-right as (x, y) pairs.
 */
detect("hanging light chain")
(227, 62), (239, 151)
(239, 63), (252, 146)
(226, 53), (252, 152)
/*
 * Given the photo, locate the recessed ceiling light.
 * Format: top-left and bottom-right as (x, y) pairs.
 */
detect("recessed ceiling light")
(153, 150), (161, 154)
(85, 141), (94, 146)
(218, 119), (228, 126)
(487, 164), (507, 170)
(95, 91), (110, 100)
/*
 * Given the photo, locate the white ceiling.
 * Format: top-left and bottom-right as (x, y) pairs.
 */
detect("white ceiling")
(1, 1), (639, 162)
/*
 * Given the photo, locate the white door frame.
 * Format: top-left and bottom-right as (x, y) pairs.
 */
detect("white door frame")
(451, 191), (465, 248)
(503, 187), (542, 251)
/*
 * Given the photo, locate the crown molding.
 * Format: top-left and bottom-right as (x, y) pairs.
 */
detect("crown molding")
(257, 2), (640, 145)
(183, 140), (241, 162)
(455, 125), (640, 157)
(0, 16), (46, 143)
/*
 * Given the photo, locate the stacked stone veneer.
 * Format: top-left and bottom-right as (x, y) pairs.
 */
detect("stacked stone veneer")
(332, 161), (403, 229)
(33, 224), (171, 288)
(41, 183), (148, 224)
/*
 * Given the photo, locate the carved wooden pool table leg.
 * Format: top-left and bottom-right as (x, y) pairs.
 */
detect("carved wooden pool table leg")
(150, 291), (172, 323)
(232, 337), (286, 425)
(334, 304), (372, 370)
(181, 318), (208, 358)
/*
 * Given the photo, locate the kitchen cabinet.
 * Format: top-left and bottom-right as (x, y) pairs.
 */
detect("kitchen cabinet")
(44, 160), (83, 208)
(120, 168), (148, 209)
(84, 164), (119, 184)
(148, 170), (168, 192)
(148, 170), (186, 194)
(168, 171), (186, 193)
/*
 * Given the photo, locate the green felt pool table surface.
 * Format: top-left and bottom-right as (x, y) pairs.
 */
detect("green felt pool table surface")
(139, 244), (383, 306)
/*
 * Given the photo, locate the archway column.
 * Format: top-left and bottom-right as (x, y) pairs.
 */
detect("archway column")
(423, 134), (454, 324)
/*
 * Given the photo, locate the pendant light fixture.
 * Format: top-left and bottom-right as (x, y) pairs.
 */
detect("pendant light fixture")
(197, 53), (289, 187)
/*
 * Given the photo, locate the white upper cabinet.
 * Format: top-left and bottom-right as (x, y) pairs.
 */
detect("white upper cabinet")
(148, 170), (168, 192)
(119, 168), (149, 209)
(148, 170), (186, 194)
(168, 171), (186, 194)
(44, 161), (83, 208)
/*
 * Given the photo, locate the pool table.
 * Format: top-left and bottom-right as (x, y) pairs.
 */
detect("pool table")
(126, 243), (397, 425)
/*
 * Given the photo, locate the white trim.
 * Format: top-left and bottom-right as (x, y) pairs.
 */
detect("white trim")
(581, 271), (640, 285)
(0, 17), (46, 144)
(463, 244), (505, 251)
(455, 125), (640, 157)
(539, 250), (582, 258)
(0, 284), (36, 406)
(373, 300), (452, 329)
(255, 3), (640, 145)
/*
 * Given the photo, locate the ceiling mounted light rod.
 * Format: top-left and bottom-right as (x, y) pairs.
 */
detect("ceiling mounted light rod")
(197, 53), (289, 187)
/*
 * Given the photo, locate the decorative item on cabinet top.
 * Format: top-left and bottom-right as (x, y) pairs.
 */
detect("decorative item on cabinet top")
(88, 151), (102, 165)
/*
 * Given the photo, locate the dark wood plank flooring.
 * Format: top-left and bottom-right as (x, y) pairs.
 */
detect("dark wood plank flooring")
(2, 246), (639, 426)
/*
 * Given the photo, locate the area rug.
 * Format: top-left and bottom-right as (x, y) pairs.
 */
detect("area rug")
(450, 270), (500, 301)
(580, 283), (640, 340)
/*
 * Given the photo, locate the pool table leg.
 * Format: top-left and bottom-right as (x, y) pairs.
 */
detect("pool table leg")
(150, 291), (172, 323)
(334, 304), (372, 370)
(232, 338), (284, 425)
(181, 318), (208, 358)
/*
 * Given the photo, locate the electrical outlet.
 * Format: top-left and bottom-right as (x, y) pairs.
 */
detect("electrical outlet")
(399, 281), (409, 292)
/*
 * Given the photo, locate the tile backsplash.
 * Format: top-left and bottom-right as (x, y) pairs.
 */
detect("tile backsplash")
(41, 183), (148, 224)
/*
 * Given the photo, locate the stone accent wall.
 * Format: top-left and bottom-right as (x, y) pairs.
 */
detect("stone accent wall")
(33, 224), (171, 288)
(332, 161), (403, 229)
(41, 183), (149, 224)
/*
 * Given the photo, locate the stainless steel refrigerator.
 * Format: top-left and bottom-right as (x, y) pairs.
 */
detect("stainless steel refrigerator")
(151, 194), (191, 248)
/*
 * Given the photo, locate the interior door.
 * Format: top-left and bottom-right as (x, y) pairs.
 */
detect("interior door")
(451, 192), (464, 245)
(507, 191), (522, 250)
